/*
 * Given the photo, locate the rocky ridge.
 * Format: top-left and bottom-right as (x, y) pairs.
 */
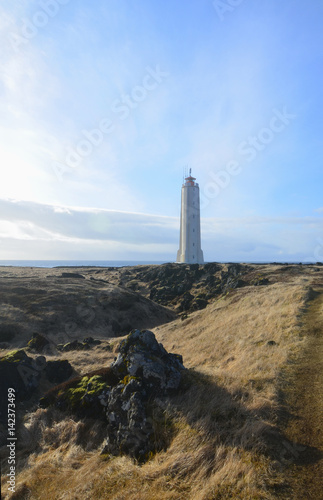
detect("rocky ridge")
(117, 262), (258, 312)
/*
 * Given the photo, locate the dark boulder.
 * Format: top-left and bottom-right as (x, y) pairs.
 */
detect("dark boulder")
(57, 340), (92, 352)
(83, 337), (101, 346)
(191, 297), (208, 310)
(45, 360), (73, 384)
(27, 333), (50, 353)
(111, 329), (184, 391)
(0, 350), (44, 423)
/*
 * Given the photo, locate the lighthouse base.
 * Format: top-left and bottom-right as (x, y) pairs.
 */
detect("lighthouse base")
(176, 249), (204, 265)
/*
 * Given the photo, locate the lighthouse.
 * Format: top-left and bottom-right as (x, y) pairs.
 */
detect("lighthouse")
(176, 169), (204, 264)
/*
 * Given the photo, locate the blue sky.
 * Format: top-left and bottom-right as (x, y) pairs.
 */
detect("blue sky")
(0, 0), (322, 262)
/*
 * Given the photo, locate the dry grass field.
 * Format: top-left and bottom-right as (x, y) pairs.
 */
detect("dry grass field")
(0, 263), (322, 499)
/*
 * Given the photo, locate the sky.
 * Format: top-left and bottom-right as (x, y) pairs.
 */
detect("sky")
(0, 0), (322, 262)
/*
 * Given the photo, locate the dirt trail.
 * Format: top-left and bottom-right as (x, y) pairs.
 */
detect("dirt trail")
(278, 286), (323, 499)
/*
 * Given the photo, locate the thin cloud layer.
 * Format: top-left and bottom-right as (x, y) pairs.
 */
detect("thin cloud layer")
(0, 199), (322, 262)
(0, 199), (178, 244)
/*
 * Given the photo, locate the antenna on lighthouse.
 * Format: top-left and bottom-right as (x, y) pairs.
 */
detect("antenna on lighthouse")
(189, 167), (192, 176)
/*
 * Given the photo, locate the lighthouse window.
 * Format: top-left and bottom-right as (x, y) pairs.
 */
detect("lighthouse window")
(193, 243), (195, 246)
(193, 229), (195, 232)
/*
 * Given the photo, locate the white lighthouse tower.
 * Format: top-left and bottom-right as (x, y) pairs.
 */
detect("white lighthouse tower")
(176, 169), (204, 264)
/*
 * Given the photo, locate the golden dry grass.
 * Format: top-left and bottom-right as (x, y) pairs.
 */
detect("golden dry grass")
(1, 267), (322, 499)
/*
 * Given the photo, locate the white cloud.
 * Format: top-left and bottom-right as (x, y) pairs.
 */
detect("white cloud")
(0, 199), (322, 261)
(0, 198), (178, 243)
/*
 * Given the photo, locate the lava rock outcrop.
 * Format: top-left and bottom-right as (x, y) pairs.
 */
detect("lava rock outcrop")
(100, 329), (184, 460)
(40, 329), (185, 461)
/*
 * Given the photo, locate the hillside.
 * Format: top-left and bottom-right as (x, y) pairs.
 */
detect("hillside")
(0, 266), (176, 349)
(0, 263), (322, 499)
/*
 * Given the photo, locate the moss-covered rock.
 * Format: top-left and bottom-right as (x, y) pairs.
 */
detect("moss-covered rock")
(0, 350), (43, 424)
(40, 330), (185, 462)
(57, 340), (92, 352)
(1, 349), (29, 363)
(39, 329), (185, 461)
(39, 367), (118, 417)
(27, 333), (49, 353)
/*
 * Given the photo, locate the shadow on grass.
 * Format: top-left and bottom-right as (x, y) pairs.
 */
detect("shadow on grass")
(169, 369), (322, 468)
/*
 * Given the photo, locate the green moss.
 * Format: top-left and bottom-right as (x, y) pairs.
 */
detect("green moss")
(88, 375), (102, 383)
(87, 375), (108, 395)
(65, 387), (85, 407)
(79, 376), (90, 387)
(62, 374), (110, 410)
(1, 350), (28, 363)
